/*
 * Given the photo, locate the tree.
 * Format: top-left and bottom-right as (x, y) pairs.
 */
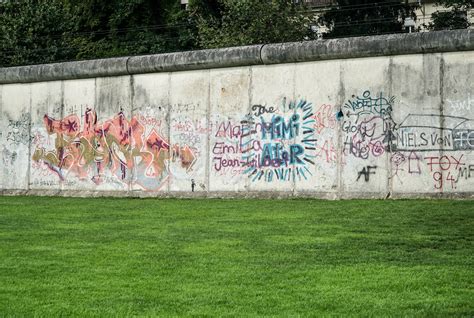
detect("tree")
(64, 0), (192, 59)
(427, 0), (472, 30)
(0, 0), (74, 67)
(189, 0), (318, 49)
(0, 0), (196, 67)
(318, 0), (417, 38)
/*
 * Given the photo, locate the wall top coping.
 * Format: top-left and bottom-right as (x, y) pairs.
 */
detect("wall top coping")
(0, 29), (472, 84)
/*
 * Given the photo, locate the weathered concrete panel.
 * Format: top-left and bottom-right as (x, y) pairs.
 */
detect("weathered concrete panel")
(209, 67), (251, 192)
(248, 64), (296, 192)
(169, 70), (209, 192)
(91, 76), (133, 192)
(130, 73), (171, 192)
(58, 79), (97, 191)
(294, 60), (341, 196)
(339, 57), (391, 197)
(34, 76), (135, 193)
(390, 54), (443, 194)
(440, 52), (474, 194)
(29, 81), (63, 192)
(1, 84), (31, 190)
(63, 78), (96, 111)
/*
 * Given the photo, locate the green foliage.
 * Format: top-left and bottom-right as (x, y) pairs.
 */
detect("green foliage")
(0, 0), (193, 66)
(189, 0), (318, 48)
(0, 197), (473, 315)
(64, 0), (191, 59)
(428, 10), (470, 30)
(1, 0), (469, 67)
(427, 0), (472, 30)
(318, 0), (417, 38)
(436, 0), (473, 9)
(0, 0), (74, 66)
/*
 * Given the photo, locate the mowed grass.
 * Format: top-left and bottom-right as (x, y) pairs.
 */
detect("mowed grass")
(0, 197), (472, 317)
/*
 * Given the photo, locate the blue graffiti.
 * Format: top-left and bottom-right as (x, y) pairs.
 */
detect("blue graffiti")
(241, 99), (317, 183)
(260, 114), (300, 140)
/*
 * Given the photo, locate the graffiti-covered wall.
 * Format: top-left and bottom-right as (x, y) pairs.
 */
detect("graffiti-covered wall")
(1, 31), (473, 198)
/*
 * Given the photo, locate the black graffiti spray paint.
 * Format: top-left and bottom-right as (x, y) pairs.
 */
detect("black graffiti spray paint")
(357, 166), (377, 182)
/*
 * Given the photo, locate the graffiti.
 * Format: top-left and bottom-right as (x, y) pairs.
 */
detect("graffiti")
(424, 155), (465, 190)
(252, 104), (275, 117)
(4, 85), (470, 193)
(431, 171), (457, 190)
(138, 114), (163, 129)
(316, 139), (339, 164)
(314, 104), (337, 134)
(172, 119), (209, 150)
(212, 90), (474, 189)
(342, 90), (396, 159)
(33, 180), (58, 187)
(31, 160), (56, 178)
(394, 114), (474, 151)
(341, 90), (471, 190)
(174, 103), (197, 112)
(211, 119), (252, 177)
(344, 90), (394, 117)
(390, 152), (406, 179)
(408, 151), (422, 174)
(425, 155), (464, 172)
(6, 113), (30, 146)
(390, 151), (424, 183)
(32, 108), (196, 191)
(356, 165), (377, 182)
(446, 93), (473, 112)
(214, 121), (247, 139)
(2, 147), (17, 166)
(339, 90), (474, 190)
(453, 129), (474, 150)
(457, 165), (474, 181)
(345, 119), (388, 158)
(214, 157), (242, 172)
(389, 147), (471, 190)
(312, 104), (342, 165)
(241, 99), (317, 182)
(171, 144), (196, 171)
(172, 120), (209, 134)
(212, 136), (247, 172)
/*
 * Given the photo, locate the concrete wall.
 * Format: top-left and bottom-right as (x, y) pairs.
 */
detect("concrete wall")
(1, 30), (473, 198)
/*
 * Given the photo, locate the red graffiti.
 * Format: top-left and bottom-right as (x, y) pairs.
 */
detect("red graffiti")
(425, 155), (464, 190)
(314, 104), (336, 134)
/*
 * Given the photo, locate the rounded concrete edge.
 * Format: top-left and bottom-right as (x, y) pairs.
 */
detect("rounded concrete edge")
(0, 57), (130, 84)
(0, 29), (472, 84)
(260, 29), (474, 64)
(127, 45), (264, 74)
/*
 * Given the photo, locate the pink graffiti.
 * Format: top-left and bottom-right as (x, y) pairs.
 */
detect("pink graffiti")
(314, 104), (336, 134)
(33, 109), (196, 191)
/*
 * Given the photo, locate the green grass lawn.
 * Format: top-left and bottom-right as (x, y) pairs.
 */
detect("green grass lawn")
(0, 197), (472, 316)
